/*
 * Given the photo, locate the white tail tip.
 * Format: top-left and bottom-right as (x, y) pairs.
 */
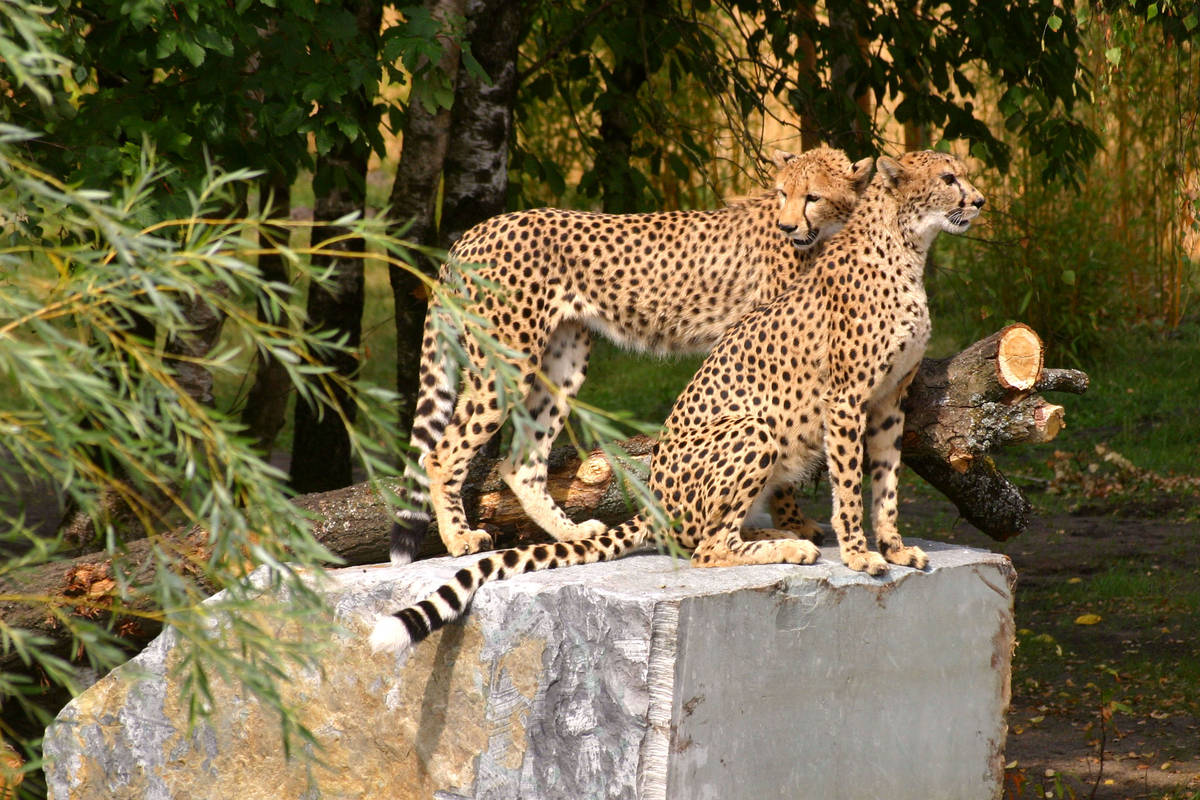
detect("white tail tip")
(369, 614), (412, 654)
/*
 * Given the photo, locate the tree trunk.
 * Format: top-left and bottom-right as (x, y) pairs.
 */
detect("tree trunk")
(289, 0), (381, 493)
(289, 150), (368, 493)
(437, 0), (522, 250)
(388, 0), (469, 435)
(163, 284), (228, 408)
(240, 175), (294, 455)
(828, 7), (873, 153)
(596, 58), (648, 213)
(901, 324), (1087, 538)
(438, 0), (523, 460)
(795, 1), (822, 151)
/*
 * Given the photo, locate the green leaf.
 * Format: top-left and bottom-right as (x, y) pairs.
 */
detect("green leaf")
(1061, 269), (1076, 286)
(1047, 13), (1062, 32)
(156, 30), (179, 59)
(178, 39), (206, 68)
(1105, 47), (1122, 67)
(431, 85), (454, 111)
(667, 153), (690, 181)
(334, 116), (360, 142)
(460, 46), (489, 83)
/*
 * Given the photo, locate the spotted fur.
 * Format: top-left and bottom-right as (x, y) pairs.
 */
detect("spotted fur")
(390, 147), (873, 564)
(372, 151), (985, 653)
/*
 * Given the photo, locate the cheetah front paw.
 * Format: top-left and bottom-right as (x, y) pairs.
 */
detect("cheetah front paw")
(552, 518), (609, 542)
(844, 551), (889, 576)
(883, 544), (929, 570)
(446, 528), (494, 556)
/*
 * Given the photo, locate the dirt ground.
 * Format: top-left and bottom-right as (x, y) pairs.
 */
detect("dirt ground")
(907, 496), (1200, 800)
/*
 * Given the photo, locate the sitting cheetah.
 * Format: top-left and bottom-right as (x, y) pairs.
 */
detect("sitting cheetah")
(391, 147), (873, 564)
(372, 150), (985, 652)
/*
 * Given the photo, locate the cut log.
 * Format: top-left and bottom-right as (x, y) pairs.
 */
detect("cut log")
(995, 323), (1043, 390)
(901, 324), (1087, 538)
(1, 326), (1086, 672)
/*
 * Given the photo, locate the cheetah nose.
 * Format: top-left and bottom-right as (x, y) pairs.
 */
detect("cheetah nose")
(972, 196), (985, 209)
(778, 223), (797, 234)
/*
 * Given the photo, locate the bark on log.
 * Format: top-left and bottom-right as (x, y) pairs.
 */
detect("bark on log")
(1, 326), (1086, 669)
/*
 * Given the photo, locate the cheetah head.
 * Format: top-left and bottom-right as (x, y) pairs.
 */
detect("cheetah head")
(877, 151), (986, 247)
(771, 147), (873, 250)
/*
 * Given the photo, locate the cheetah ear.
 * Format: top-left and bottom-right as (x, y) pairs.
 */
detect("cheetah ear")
(876, 156), (906, 188)
(849, 156), (874, 194)
(771, 149), (797, 170)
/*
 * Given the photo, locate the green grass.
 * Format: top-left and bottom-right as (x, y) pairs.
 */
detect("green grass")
(575, 339), (702, 426)
(989, 318), (1200, 519)
(1047, 320), (1200, 473)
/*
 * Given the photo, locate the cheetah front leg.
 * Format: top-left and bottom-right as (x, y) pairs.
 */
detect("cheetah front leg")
(866, 371), (928, 569)
(824, 399), (888, 575)
(498, 322), (608, 541)
(692, 529), (821, 568)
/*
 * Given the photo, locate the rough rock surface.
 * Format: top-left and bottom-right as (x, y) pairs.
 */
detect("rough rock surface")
(44, 541), (1015, 800)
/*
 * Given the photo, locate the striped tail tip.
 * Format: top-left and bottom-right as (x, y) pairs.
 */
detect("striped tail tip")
(369, 613), (413, 654)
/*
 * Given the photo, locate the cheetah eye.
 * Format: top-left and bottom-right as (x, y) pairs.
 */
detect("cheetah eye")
(806, 193), (821, 203)
(940, 174), (957, 186)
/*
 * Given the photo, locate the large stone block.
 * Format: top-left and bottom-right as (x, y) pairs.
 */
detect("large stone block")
(44, 541), (1015, 800)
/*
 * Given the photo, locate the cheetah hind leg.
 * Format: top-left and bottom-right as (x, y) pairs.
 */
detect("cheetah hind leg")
(673, 416), (821, 568)
(424, 366), (515, 556)
(499, 322), (608, 542)
(692, 529), (821, 568)
(767, 484), (827, 544)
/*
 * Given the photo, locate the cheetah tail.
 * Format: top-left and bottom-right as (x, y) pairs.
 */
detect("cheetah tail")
(390, 308), (461, 566)
(370, 518), (652, 654)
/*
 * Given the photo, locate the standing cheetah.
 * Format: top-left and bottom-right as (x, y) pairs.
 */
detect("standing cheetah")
(391, 147), (873, 564)
(372, 150), (985, 652)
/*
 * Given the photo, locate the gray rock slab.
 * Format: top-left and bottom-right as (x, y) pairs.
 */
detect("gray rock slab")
(44, 540), (1015, 800)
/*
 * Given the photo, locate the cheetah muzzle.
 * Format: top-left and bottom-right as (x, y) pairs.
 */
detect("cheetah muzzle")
(787, 228), (821, 247)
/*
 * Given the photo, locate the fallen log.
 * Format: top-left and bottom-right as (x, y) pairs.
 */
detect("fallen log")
(901, 323), (1088, 538)
(1, 325), (1085, 671)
